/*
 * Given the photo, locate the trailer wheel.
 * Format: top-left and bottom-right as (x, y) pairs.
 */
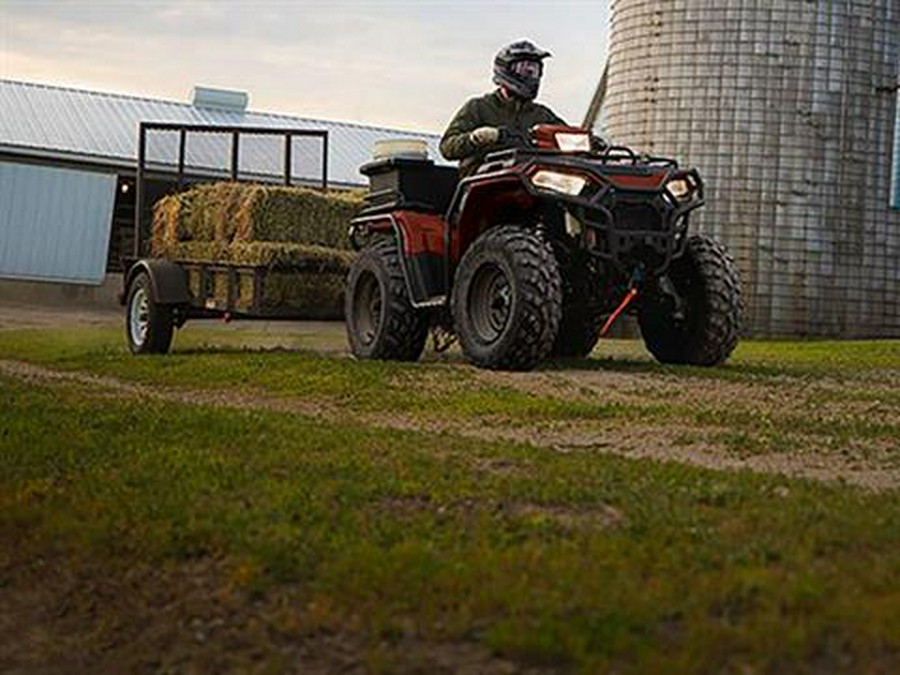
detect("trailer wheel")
(345, 240), (428, 361)
(638, 234), (742, 366)
(126, 272), (174, 355)
(452, 226), (562, 371)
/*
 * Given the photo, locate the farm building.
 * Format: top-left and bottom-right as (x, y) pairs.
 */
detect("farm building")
(593, 0), (900, 338)
(0, 79), (441, 290)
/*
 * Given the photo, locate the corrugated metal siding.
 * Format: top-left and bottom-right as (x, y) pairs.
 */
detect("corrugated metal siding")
(605, 0), (900, 338)
(0, 162), (115, 284)
(0, 80), (444, 187)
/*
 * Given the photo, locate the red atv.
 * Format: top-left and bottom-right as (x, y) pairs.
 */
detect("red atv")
(346, 125), (742, 371)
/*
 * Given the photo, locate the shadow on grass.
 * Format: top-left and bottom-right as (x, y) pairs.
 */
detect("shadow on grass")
(169, 344), (322, 357)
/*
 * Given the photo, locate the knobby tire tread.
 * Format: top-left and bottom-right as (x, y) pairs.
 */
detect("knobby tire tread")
(453, 226), (562, 371)
(641, 234), (742, 366)
(346, 240), (428, 361)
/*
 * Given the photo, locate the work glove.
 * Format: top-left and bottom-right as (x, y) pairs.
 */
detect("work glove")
(469, 126), (501, 147)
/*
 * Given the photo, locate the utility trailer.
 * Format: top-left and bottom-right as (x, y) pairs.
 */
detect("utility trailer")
(120, 122), (343, 354)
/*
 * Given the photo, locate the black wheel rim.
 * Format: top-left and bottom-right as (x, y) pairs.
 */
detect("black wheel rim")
(353, 271), (382, 346)
(468, 263), (512, 344)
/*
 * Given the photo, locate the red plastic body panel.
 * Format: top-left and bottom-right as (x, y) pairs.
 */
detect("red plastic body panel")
(353, 210), (448, 256)
(602, 171), (669, 191)
(394, 211), (447, 256)
(450, 175), (534, 263)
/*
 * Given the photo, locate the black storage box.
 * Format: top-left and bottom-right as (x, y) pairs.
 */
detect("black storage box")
(360, 157), (458, 215)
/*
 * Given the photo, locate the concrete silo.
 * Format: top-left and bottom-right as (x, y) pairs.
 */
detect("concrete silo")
(600, 0), (899, 337)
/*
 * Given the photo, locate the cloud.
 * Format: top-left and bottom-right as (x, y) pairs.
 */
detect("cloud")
(1, 0), (610, 131)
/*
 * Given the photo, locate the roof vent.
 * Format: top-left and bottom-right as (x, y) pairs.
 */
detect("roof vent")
(191, 86), (248, 112)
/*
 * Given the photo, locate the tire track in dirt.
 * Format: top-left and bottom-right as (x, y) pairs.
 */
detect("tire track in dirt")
(2, 359), (898, 491)
(463, 366), (900, 424)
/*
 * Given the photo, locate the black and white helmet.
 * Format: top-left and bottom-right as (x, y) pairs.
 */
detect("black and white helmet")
(493, 40), (552, 101)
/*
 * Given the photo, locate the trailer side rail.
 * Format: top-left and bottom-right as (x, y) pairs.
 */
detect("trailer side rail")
(134, 123), (329, 258)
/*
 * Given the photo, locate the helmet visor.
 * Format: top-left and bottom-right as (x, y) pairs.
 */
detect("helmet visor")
(511, 60), (542, 78)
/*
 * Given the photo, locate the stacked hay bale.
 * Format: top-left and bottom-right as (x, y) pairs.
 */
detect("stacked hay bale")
(151, 183), (364, 318)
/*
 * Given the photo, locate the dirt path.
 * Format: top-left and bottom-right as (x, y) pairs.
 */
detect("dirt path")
(3, 358), (898, 491)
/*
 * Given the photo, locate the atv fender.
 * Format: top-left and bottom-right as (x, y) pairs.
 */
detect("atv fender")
(350, 211), (447, 307)
(447, 173), (535, 263)
(121, 259), (191, 306)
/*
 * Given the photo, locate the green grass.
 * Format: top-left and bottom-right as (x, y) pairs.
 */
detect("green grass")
(1, 328), (897, 460)
(735, 339), (900, 372)
(2, 375), (900, 672)
(2, 329), (897, 398)
(0, 374), (900, 672)
(556, 337), (900, 384)
(2, 327), (900, 670)
(0, 328), (653, 424)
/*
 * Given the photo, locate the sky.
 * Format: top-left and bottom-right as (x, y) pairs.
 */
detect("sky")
(0, 0), (610, 134)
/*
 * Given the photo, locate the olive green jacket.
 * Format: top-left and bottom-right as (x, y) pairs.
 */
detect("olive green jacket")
(440, 90), (565, 176)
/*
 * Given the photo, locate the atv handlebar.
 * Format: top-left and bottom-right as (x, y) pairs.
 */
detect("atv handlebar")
(600, 145), (638, 163)
(485, 130), (680, 169)
(498, 127), (609, 154)
(498, 127), (532, 147)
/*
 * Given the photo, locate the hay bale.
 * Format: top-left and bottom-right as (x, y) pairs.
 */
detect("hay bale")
(261, 271), (346, 319)
(159, 241), (355, 274)
(151, 182), (364, 253)
(149, 182), (361, 318)
(233, 186), (363, 250)
(226, 242), (355, 272)
(187, 268), (203, 299)
(150, 195), (182, 256)
(236, 271), (256, 310)
(157, 241), (228, 263)
(176, 183), (247, 243)
(213, 271), (230, 306)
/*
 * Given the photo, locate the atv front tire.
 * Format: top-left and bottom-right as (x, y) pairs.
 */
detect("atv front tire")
(452, 226), (562, 371)
(638, 234), (742, 366)
(345, 239), (428, 361)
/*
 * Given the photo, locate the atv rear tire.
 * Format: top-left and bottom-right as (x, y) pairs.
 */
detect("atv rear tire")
(638, 234), (742, 366)
(452, 226), (562, 371)
(345, 239), (428, 361)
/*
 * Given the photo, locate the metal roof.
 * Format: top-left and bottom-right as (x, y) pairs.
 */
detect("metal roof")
(0, 79), (444, 187)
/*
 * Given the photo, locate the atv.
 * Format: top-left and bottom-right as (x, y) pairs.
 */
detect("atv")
(345, 125), (742, 371)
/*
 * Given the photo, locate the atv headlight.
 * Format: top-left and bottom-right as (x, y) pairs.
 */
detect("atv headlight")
(555, 132), (591, 153)
(665, 177), (694, 201)
(531, 170), (588, 196)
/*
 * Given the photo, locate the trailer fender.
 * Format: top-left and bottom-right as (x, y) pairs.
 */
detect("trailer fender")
(122, 259), (191, 306)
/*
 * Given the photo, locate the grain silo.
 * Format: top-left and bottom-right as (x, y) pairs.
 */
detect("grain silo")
(598, 0), (899, 337)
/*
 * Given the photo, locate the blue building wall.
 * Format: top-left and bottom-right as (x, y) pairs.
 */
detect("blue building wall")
(0, 162), (116, 284)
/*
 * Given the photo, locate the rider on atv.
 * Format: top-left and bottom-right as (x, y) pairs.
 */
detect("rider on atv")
(346, 41), (742, 371)
(440, 40), (566, 176)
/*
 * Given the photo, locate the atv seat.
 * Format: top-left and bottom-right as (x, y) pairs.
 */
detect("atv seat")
(360, 157), (458, 216)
